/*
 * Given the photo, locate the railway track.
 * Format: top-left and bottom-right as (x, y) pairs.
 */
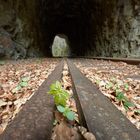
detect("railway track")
(0, 58), (140, 140)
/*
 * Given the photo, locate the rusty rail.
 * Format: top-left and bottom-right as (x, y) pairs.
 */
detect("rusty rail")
(71, 57), (140, 65)
(67, 59), (140, 140)
(0, 58), (140, 140)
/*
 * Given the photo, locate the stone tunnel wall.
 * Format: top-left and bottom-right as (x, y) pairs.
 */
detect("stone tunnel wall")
(0, 0), (140, 59)
(90, 0), (140, 58)
(0, 0), (42, 59)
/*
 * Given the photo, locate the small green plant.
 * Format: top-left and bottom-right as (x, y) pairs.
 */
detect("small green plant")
(104, 80), (134, 111)
(12, 77), (30, 93)
(95, 79), (100, 85)
(48, 81), (69, 106)
(48, 81), (75, 121)
(105, 82), (113, 89)
(124, 83), (129, 91)
(116, 91), (135, 110)
(57, 105), (75, 121)
(19, 77), (29, 87)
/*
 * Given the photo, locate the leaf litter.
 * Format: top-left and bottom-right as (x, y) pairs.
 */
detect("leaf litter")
(0, 58), (58, 134)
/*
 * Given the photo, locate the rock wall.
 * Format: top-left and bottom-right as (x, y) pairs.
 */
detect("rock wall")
(90, 0), (140, 58)
(0, 0), (140, 58)
(0, 0), (42, 59)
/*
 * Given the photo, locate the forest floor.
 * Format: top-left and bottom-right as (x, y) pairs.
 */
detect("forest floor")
(0, 58), (59, 134)
(0, 58), (139, 139)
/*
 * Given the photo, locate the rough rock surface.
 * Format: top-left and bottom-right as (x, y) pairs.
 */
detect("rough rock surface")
(0, 0), (140, 58)
(0, 0), (42, 59)
(0, 28), (14, 58)
(90, 0), (140, 58)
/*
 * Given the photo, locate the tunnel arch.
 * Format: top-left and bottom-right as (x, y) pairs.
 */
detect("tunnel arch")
(40, 0), (94, 57)
(1, 1), (139, 59)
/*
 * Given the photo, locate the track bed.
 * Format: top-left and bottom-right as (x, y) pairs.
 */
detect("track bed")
(0, 58), (140, 140)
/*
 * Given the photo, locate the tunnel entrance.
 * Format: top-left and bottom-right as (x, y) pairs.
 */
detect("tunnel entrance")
(40, 0), (94, 57)
(1, 1), (139, 59)
(52, 35), (71, 57)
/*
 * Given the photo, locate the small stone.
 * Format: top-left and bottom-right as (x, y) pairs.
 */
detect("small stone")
(83, 132), (96, 140)
(78, 126), (87, 134)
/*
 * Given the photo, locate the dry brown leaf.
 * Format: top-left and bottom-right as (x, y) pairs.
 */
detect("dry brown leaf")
(52, 121), (83, 140)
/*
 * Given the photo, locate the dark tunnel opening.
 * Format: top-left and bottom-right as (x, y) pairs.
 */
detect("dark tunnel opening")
(1, 0), (139, 59)
(40, 0), (95, 57)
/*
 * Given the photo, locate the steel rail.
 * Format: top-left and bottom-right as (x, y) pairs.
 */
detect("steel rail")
(67, 59), (140, 140)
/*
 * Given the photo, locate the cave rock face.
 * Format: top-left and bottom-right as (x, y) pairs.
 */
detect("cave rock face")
(0, 0), (42, 59)
(41, 0), (140, 58)
(91, 0), (140, 58)
(0, 0), (140, 58)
